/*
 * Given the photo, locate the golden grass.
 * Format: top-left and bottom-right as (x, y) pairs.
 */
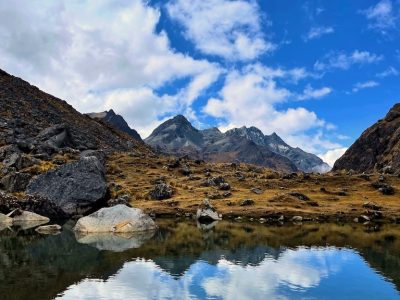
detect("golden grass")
(106, 152), (400, 221)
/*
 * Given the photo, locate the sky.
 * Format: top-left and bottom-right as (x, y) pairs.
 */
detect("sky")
(0, 0), (399, 166)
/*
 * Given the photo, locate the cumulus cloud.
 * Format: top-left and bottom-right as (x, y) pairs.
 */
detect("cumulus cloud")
(203, 65), (340, 154)
(352, 80), (379, 93)
(361, 0), (397, 33)
(314, 50), (383, 71)
(0, 0), (221, 137)
(297, 85), (332, 100)
(305, 26), (334, 41)
(166, 0), (274, 61)
(319, 147), (348, 167)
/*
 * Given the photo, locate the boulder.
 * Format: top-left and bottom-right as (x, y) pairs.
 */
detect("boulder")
(27, 156), (107, 216)
(73, 204), (157, 233)
(80, 150), (106, 165)
(251, 187), (263, 194)
(148, 183), (173, 200)
(0, 172), (32, 192)
(35, 224), (62, 234)
(107, 195), (131, 207)
(219, 182), (231, 191)
(196, 199), (222, 223)
(34, 123), (73, 154)
(202, 176), (225, 187)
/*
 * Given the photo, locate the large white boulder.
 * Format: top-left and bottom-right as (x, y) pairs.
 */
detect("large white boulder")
(73, 204), (157, 233)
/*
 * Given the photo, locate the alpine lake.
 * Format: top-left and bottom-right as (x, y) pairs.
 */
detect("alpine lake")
(1, 219), (400, 300)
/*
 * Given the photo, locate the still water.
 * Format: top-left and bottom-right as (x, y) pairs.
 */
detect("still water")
(1, 219), (400, 300)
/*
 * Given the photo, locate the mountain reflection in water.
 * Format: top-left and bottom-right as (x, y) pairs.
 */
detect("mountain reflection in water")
(0, 219), (399, 300)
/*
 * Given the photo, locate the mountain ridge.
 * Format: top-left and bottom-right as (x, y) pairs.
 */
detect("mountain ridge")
(145, 115), (330, 173)
(333, 103), (400, 173)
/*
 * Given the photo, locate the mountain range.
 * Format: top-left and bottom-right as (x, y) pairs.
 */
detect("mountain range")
(145, 115), (330, 173)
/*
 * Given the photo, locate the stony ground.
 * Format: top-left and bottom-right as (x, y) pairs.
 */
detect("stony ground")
(106, 152), (400, 223)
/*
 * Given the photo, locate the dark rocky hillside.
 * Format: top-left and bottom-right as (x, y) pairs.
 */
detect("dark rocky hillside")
(333, 103), (400, 174)
(0, 69), (138, 151)
(87, 110), (142, 142)
(145, 115), (329, 173)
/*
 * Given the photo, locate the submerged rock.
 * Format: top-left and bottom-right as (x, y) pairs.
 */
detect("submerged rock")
(35, 224), (62, 235)
(73, 204), (157, 233)
(196, 199), (222, 223)
(27, 156), (107, 216)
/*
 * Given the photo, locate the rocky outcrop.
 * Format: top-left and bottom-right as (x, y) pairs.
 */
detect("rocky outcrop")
(333, 103), (400, 173)
(27, 156), (107, 216)
(145, 115), (329, 172)
(87, 110), (142, 142)
(73, 204), (157, 233)
(9, 209), (50, 223)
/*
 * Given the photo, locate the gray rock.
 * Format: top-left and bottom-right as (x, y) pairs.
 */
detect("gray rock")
(27, 157), (107, 216)
(196, 199), (222, 223)
(35, 224), (62, 234)
(0, 172), (32, 192)
(80, 150), (106, 165)
(35, 123), (73, 154)
(240, 199), (255, 206)
(3, 153), (38, 170)
(0, 144), (20, 161)
(251, 187), (263, 194)
(219, 182), (231, 191)
(73, 204), (157, 233)
(291, 216), (303, 222)
(148, 183), (173, 200)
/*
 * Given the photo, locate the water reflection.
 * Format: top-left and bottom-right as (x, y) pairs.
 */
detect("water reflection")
(0, 220), (399, 300)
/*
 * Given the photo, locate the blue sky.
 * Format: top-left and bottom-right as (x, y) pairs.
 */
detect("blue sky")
(0, 0), (399, 165)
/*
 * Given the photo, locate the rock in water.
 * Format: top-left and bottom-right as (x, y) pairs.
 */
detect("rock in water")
(9, 210), (50, 223)
(196, 199), (222, 223)
(73, 204), (157, 233)
(27, 156), (107, 216)
(35, 224), (62, 234)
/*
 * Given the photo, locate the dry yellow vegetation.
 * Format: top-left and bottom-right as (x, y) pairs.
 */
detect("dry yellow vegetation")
(106, 152), (400, 222)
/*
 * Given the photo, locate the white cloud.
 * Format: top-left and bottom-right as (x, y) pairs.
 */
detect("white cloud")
(0, 0), (221, 137)
(305, 26), (334, 41)
(319, 147), (348, 167)
(314, 50), (383, 71)
(166, 0), (274, 61)
(298, 85), (332, 100)
(203, 65), (341, 154)
(361, 0), (397, 32)
(352, 80), (379, 93)
(376, 66), (399, 78)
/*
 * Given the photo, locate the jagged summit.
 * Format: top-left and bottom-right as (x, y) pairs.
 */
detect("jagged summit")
(145, 115), (330, 172)
(333, 103), (400, 173)
(87, 110), (142, 142)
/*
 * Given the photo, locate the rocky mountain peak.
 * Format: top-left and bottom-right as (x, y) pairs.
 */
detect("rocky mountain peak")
(87, 110), (142, 142)
(333, 103), (400, 173)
